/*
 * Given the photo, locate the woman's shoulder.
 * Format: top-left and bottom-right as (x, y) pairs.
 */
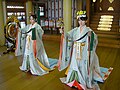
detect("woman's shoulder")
(86, 27), (97, 36)
(34, 23), (40, 27)
(68, 27), (78, 34)
(73, 27), (79, 30)
(34, 23), (42, 29)
(86, 27), (94, 32)
(71, 27), (79, 32)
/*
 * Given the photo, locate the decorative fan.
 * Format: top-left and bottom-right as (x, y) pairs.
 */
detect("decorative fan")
(5, 15), (19, 39)
(3, 15), (20, 54)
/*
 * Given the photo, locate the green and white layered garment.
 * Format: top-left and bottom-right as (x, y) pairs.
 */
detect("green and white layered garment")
(15, 23), (57, 76)
(58, 25), (113, 90)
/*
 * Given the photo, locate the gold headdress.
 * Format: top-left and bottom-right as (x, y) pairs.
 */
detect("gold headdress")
(77, 10), (87, 19)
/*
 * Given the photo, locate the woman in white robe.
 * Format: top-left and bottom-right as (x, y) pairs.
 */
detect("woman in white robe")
(15, 15), (57, 76)
(58, 11), (113, 90)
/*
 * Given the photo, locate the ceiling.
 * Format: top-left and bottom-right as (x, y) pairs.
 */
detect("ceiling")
(6, 0), (31, 2)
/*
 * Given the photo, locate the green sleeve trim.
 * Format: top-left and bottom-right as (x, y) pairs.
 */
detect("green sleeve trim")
(90, 31), (94, 51)
(32, 28), (36, 40)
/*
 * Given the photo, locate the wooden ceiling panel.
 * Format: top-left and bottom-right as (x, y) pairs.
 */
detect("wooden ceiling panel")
(6, 0), (33, 2)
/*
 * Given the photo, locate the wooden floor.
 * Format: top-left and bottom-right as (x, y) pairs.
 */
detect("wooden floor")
(0, 36), (120, 90)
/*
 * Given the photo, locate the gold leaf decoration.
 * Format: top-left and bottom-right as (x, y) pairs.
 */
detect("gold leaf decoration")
(109, 0), (114, 3)
(108, 7), (114, 11)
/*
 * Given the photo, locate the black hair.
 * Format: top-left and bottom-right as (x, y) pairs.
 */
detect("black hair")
(30, 14), (37, 22)
(78, 15), (88, 21)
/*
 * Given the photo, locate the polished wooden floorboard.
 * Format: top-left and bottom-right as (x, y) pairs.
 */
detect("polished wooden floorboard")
(0, 39), (120, 90)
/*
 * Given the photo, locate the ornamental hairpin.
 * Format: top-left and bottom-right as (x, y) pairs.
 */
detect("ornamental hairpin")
(77, 10), (86, 19)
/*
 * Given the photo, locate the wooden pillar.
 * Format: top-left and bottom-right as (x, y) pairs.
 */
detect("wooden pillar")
(0, 0), (5, 46)
(3, 0), (6, 25)
(26, 0), (33, 24)
(77, 0), (82, 11)
(63, 0), (72, 32)
(86, 0), (91, 26)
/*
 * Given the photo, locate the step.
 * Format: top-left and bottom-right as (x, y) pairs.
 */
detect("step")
(98, 38), (120, 44)
(94, 30), (120, 35)
(97, 33), (120, 39)
(90, 12), (120, 48)
(90, 21), (119, 24)
(98, 43), (120, 48)
(91, 27), (120, 32)
(94, 12), (120, 16)
(91, 15), (120, 19)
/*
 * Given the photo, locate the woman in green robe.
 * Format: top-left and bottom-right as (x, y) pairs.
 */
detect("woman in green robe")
(15, 14), (57, 76)
(58, 11), (113, 90)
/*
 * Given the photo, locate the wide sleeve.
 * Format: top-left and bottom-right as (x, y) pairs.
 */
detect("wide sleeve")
(35, 24), (44, 40)
(93, 32), (98, 50)
(15, 26), (28, 56)
(58, 27), (77, 71)
(67, 27), (78, 41)
(91, 30), (98, 51)
(88, 27), (98, 51)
